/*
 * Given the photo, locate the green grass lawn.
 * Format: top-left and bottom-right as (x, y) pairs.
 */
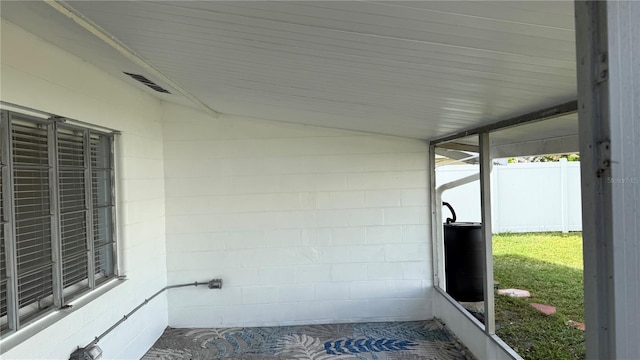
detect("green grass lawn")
(493, 232), (585, 360)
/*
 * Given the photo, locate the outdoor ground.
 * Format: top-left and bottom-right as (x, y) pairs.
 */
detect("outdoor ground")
(143, 320), (472, 359)
(493, 232), (585, 360)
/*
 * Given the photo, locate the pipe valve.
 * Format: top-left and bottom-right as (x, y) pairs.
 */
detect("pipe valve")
(208, 278), (223, 289)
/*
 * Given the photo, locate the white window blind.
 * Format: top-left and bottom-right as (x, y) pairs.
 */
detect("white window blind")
(0, 110), (116, 335)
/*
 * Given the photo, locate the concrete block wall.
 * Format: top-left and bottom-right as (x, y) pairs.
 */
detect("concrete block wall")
(1, 20), (168, 359)
(163, 104), (433, 327)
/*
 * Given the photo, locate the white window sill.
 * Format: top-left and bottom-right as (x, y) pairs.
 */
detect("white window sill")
(0, 277), (126, 355)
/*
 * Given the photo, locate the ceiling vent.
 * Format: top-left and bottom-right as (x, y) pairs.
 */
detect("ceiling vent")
(123, 72), (171, 94)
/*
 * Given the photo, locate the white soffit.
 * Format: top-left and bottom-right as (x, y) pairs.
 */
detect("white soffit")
(489, 113), (579, 157)
(0, 1), (194, 109)
(441, 112), (579, 157)
(1, 1), (577, 140)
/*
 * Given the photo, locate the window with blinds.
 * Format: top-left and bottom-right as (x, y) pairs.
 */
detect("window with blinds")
(0, 110), (116, 336)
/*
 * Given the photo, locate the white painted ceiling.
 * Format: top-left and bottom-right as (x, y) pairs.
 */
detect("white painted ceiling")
(1, 1), (577, 141)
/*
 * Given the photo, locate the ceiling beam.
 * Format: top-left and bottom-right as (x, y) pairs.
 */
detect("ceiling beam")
(45, 0), (221, 118)
(431, 100), (578, 145)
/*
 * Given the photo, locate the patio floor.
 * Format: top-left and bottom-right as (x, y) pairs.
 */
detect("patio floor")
(142, 320), (474, 359)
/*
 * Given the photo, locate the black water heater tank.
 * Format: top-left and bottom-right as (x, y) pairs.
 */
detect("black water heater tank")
(444, 222), (484, 302)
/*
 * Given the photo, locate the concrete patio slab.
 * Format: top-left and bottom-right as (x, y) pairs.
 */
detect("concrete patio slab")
(497, 289), (531, 298)
(530, 303), (556, 315)
(567, 320), (585, 331)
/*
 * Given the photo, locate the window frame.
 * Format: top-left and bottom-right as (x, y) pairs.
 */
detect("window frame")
(0, 109), (118, 337)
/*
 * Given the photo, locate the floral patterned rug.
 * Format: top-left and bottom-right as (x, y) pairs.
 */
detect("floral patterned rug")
(142, 320), (474, 359)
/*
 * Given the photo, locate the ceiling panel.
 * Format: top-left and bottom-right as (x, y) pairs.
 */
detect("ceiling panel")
(1, 1), (577, 140)
(445, 113), (579, 157)
(0, 1), (195, 109)
(490, 113), (578, 147)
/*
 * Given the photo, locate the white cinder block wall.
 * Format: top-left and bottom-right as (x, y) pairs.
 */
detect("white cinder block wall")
(1, 20), (168, 359)
(162, 104), (433, 327)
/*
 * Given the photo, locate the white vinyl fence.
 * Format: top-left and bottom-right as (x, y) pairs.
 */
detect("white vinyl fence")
(436, 159), (582, 233)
